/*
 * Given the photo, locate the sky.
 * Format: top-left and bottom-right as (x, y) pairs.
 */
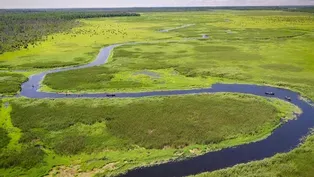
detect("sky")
(1, 0), (314, 9)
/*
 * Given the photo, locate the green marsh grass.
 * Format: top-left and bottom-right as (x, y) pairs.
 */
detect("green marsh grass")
(10, 94), (298, 151)
(0, 10), (313, 177)
(40, 11), (314, 102)
(0, 93), (299, 176)
(0, 72), (27, 96)
(0, 128), (10, 149)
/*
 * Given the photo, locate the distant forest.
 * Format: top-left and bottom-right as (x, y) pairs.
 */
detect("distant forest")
(2, 6), (314, 12)
(0, 6), (313, 54)
(0, 11), (140, 54)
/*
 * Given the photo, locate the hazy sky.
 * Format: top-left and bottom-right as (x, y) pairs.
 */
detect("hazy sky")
(1, 0), (314, 9)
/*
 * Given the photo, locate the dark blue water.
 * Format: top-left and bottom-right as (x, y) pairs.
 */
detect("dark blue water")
(19, 45), (314, 177)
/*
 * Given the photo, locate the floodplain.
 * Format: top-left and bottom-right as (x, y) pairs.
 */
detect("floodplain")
(0, 9), (314, 177)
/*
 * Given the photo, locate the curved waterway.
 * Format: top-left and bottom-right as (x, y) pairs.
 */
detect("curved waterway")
(20, 44), (314, 177)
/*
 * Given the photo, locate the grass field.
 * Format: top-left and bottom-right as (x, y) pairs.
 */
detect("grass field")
(1, 11), (314, 100)
(0, 15), (174, 69)
(35, 11), (314, 102)
(0, 13), (177, 96)
(1, 9), (314, 177)
(0, 94), (299, 176)
(0, 72), (28, 96)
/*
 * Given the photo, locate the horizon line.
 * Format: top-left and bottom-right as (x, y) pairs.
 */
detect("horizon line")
(1, 5), (314, 10)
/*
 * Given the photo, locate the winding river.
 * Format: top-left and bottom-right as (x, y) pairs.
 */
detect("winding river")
(20, 44), (314, 177)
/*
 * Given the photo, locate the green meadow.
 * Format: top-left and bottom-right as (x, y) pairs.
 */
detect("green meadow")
(0, 94), (299, 176)
(39, 11), (314, 101)
(1, 9), (314, 177)
(1, 11), (314, 100)
(0, 72), (27, 96)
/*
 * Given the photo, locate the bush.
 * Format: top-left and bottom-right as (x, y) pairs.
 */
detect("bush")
(0, 128), (10, 149)
(0, 147), (45, 169)
(0, 72), (27, 96)
(54, 135), (86, 155)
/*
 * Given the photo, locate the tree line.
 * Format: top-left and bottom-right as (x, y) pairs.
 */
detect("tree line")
(0, 11), (140, 54)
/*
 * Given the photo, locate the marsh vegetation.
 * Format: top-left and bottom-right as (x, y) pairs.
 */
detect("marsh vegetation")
(1, 8), (314, 177)
(0, 94), (298, 176)
(0, 72), (27, 96)
(0, 11), (139, 54)
(37, 11), (314, 102)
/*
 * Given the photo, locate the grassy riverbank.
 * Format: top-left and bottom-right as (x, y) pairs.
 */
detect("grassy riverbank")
(0, 13), (175, 96)
(0, 93), (299, 176)
(0, 72), (27, 96)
